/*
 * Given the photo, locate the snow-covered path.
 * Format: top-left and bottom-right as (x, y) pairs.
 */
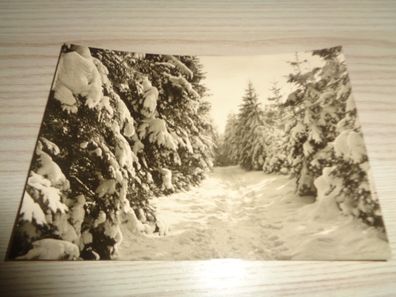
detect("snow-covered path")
(118, 166), (390, 260)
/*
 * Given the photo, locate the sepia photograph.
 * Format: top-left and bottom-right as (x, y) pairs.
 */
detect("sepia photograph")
(6, 44), (390, 261)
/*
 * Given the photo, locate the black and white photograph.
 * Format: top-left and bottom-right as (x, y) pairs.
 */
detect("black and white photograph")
(6, 44), (390, 261)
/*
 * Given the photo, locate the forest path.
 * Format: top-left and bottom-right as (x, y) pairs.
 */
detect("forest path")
(118, 166), (390, 260)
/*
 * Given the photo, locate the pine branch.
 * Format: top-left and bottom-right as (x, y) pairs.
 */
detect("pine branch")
(69, 175), (96, 198)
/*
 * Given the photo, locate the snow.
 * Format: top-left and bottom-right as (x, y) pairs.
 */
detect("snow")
(53, 85), (78, 113)
(138, 118), (178, 150)
(115, 95), (135, 138)
(93, 210), (107, 228)
(27, 172), (68, 214)
(72, 45), (92, 59)
(98, 96), (113, 116)
(310, 143), (332, 169)
(93, 57), (111, 89)
(346, 94), (356, 112)
(54, 52), (91, 107)
(142, 87), (159, 118)
(163, 72), (200, 98)
(20, 191), (47, 225)
(69, 195), (85, 235)
(156, 219), (169, 236)
(191, 135), (207, 153)
(131, 135), (144, 154)
(80, 230), (93, 249)
(28, 171), (52, 188)
(133, 52), (145, 59)
(36, 147), (70, 190)
(53, 48), (104, 113)
(137, 208), (147, 223)
(303, 141), (314, 157)
(136, 76), (159, 118)
(155, 61), (175, 68)
(118, 166), (390, 260)
(16, 238), (80, 260)
(40, 137), (60, 155)
(104, 220), (123, 254)
(84, 67), (103, 109)
(334, 130), (366, 163)
(95, 179), (117, 198)
(113, 128), (136, 173)
(165, 55), (194, 79)
(334, 131), (349, 158)
(297, 164), (315, 195)
(348, 131), (367, 163)
(311, 166), (342, 219)
(183, 135), (194, 153)
(290, 122), (305, 140)
(52, 212), (78, 243)
(310, 125), (322, 144)
(169, 131), (194, 153)
(93, 139), (124, 182)
(160, 168), (174, 191)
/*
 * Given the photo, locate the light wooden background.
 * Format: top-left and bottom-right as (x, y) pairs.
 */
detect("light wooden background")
(1, 0), (396, 296)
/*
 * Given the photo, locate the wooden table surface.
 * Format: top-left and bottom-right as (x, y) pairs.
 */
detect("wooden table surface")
(1, 0), (396, 296)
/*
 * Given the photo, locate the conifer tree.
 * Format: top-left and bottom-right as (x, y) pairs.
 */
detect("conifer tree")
(215, 113), (239, 166)
(235, 82), (265, 170)
(285, 47), (349, 196)
(10, 45), (215, 260)
(260, 47), (385, 228)
(262, 82), (289, 174)
(278, 54), (311, 188)
(311, 48), (384, 227)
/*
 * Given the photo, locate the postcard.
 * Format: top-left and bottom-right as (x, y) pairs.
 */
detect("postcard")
(6, 44), (390, 260)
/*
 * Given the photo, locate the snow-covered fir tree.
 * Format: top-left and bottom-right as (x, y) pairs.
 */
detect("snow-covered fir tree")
(311, 49), (384, 227)
(269, 47), (384, 227)
(262, 82), (289, 174)
(215, 83), (267, 170)
(234, 82), (265, 170)
(214, 47), (385, 229)
(9, 44), (214, 260)
(214, 113), (239, 166)
(94, 50), (214, 192)
(296, 48), (349, 196)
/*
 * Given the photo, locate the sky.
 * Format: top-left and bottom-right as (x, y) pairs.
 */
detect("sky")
(199, 52), (324, 133)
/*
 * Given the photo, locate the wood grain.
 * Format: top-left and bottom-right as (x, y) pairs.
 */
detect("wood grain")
(1, 0), (396, 296)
